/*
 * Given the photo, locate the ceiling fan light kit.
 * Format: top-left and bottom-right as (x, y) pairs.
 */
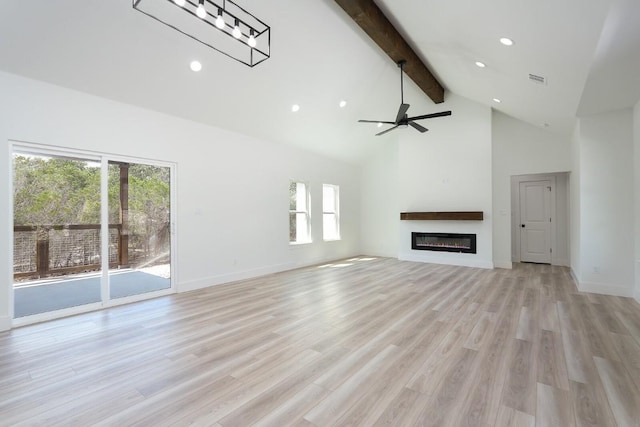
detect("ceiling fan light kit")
(133, 0), (270, 67)
(359, 60), (452, 136)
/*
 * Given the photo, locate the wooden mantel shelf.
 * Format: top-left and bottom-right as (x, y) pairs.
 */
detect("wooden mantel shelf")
(400, 211), (484, 221)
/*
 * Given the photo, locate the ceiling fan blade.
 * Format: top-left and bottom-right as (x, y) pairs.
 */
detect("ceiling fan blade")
(407, 111), (452, 121)
(409, 122), (428, 133)
(376, 125), (400, 136)
(395, 103), (410, 123)
(358, 120), (396, 124)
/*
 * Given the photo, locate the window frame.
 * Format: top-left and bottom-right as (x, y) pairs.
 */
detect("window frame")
(322, 183), (340, 241)
(289, 180), (312, 245)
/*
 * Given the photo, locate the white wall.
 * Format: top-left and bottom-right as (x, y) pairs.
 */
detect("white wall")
(570, 123), (581, 282)
(555, 173), (570, 266)
(577, 109), (634, 296)
(360, 139), (399, 257)
(634, 100), (640, 302)
(397, 94), (493, 268)
(0, 71), (362, 331)
(492, 111), (572, 268)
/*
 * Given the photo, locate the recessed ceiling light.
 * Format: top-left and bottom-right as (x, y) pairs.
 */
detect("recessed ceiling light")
(493, 98), (501, 103)
(499, 37), (514, 46)
(475, 61), (486, 68)
(291, 104), (300, 112)
(339, 100), (347, 108)
(190, 60), (202, 72)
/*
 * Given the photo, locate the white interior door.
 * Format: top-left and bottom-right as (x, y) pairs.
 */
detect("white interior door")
(519, 180), (551, 264)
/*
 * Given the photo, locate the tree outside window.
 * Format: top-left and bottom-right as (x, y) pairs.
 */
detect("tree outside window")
(289, 181), (311, 244)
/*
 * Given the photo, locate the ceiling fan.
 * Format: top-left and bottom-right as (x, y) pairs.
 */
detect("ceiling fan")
(359, 60), (452, 136)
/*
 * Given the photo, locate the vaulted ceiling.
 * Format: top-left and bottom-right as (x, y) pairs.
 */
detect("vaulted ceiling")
(0, 0), (638, 164)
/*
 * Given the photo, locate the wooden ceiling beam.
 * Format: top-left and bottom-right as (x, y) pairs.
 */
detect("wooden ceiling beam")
(334, 0), (445, 104)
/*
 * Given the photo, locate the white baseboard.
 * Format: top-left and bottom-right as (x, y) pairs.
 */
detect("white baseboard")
(399, 254), (494, 269)
(0, 315), (11, 332)
(570, 268), (580, 285)
(178, 262), (296, 293)
(494, 261), (513, 269)
(577, 280), (634, 298)
(177, 254), (362, 293)
(553, 258), (570, 267)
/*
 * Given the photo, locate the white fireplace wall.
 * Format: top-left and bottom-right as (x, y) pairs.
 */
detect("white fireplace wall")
(397, 94), (493, 268)
(360, 138), (399, 258)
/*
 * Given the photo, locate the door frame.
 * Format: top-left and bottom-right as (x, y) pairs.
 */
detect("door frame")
(512, 173), (557, 265)
(518, 179), (553, 264)
(10, 140), (177, 327)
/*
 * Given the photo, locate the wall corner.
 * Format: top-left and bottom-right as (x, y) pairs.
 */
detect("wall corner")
(0, 316), (10, 332)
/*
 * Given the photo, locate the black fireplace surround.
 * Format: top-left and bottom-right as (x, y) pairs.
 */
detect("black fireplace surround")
(411, 232), (477, 254)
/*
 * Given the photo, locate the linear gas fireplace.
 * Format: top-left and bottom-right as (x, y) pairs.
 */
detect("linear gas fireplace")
(411, 232), (477, 254)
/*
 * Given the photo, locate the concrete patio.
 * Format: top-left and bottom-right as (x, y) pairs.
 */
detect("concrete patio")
(14, 266), (171, 318)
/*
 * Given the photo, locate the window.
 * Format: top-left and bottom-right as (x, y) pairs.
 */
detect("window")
(323, 184), (340, 241)
(289, 181), (311, 244)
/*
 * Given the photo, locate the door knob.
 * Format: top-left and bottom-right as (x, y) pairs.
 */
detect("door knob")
(521, 224), (525, 228)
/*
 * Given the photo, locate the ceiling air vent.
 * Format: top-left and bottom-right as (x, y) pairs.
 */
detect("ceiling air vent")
(529, 73), (547, 85)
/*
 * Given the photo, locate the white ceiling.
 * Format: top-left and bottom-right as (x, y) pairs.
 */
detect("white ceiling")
(0, 0), (638, 164)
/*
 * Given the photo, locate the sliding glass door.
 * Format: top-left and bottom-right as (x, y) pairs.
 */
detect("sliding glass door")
(13, 151), (103, 317)
(12, 144), (174, 321)
(108, 161), (171, 299)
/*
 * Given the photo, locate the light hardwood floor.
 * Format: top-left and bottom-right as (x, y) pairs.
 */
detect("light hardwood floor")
(1, 257), (640, 426)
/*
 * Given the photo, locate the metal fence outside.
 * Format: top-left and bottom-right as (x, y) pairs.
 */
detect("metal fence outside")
(13, 224), (119, 280)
